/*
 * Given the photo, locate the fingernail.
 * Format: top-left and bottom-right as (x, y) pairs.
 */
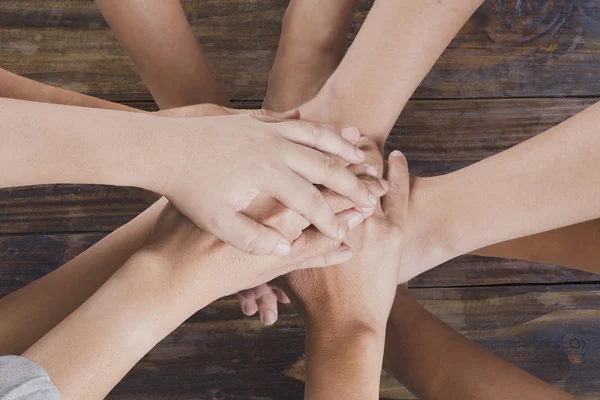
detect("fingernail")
(338, 225), (346, 239)
(341, 126), (360, 142)
(368, 192), (378, 205)
(331, 247), (353, 264)
(273, 240), (291, 257)
(366, 165), (378, 177)
(242, 302), (256, 316)
(354, 148), (365, 161)
(390, 150), (404, 158)
(361, 207), (375, 217)
(262, 311), (277, 325)
(380, 179), (390, 192)
(348, 214), (365, 231)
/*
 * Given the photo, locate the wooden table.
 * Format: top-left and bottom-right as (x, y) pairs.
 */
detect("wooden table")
(1, 1), (599, 398)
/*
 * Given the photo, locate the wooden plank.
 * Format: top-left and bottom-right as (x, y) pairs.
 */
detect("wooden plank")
(1, 1), (599, 100)
(0, 97), (595, 234)
(0, 184), (149, 234)
(1, 232), (598, 296)
(101, 284), (600, 399)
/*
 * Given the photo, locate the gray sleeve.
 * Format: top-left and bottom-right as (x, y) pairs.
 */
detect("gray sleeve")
(0, 356), (60, 400)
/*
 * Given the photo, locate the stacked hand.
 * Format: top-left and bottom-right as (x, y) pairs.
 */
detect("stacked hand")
(280, 150), (410, 331)
(142, 103), (379, 257)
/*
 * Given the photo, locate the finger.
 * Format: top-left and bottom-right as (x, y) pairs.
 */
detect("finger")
(234, 108), (300, 121)
(287, 145), (378, 209)
(237, 289), (259, 316)
(271, 172), (344, 241)
(218, 212), (291, 256)
(276, 121), (365, 164)
(287, 209), (365, 269)
(273, 286), (291, 304)
(255, 287), (279, 326)
(260, 175), (386, 244)
(346, 138), (386, 178)
(318, 176), (388, 218)
(382, 150), (410, 223)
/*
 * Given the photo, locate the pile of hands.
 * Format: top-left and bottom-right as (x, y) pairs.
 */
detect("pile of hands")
(136, 102), (414, 340)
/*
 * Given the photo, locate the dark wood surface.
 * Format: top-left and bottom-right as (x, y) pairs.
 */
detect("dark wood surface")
(1, 0), (600, 100)
(1, 0), (599, 399)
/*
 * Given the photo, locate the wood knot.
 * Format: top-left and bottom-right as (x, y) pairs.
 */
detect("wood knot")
(564, 333), (586, 365)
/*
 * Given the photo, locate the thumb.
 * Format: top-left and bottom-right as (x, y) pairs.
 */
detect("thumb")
(382, 150), (410, 223)
(234, 108), (300, 122)
(286, 209), (365, 270)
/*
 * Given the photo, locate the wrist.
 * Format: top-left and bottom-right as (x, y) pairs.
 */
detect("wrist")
(399, 174), (460, 282)
(122, 248), (217, 316)
(307, 315), (386, 339)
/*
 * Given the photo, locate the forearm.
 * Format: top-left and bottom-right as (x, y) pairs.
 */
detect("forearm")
(0, 198), (167, 355)
(0, 98), (163, 190)
(304, 322), (385, 400)
(300, 0), (483, 146)
(22, 248), (211, 400)
(96, 0), (229, 108)
(384, 289), (573, 400)
(0, 68), (139, 112)
(402, 101), (600, 280)
(265, 0), (357, 111)
(473, 219), (600, 274)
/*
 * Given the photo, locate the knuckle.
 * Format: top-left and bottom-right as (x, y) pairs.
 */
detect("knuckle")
(306, 123), (321, 147)
(320, 154), (340, 178)
(307, 188), (327, 214)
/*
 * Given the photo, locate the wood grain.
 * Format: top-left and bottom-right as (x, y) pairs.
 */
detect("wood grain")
(98, 284), (600, 399)
(0, 97), (595, 234)
(1, 232), (597, 297)
(1, 0), (599, 101)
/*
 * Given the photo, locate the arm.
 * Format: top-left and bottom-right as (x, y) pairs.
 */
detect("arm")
(264, 0), (358, 111)
(384, 287), (574, 400)
(95, 0), (229, 108)
(400, 100), (600, 282)
(0, 199), (167, 355)
(22, 204), (358, 400)
(473, 219), (600, 274)
(300, 0), (484, 147)
(0, 97), (376, 255)
(0, 68), (140, 112)
(281, 152), (410, 400)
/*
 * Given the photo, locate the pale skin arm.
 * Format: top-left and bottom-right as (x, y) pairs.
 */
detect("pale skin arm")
(1, 96), (379, 255)
(95, 0), (229, 109)
(21, 204), (363, 400)
(300, 0), (485, 147)
(401, 100), (600, 282)
(384, 287), (574, 400)
(0, 199), (167, 355)
(272, 0), (600, 279)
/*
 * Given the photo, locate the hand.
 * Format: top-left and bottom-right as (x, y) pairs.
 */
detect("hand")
(234, 139), (389, 324)
(139, 202), (368, 308)
(280, 150), (410, 331)
(142, 106), (378, 257)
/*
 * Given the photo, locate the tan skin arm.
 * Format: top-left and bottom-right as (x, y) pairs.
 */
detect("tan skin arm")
(0, 68), (139, 112)
(473, 219), (600, 274)
(384, 287), (574, 400)
(95, 0), (229, 109)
